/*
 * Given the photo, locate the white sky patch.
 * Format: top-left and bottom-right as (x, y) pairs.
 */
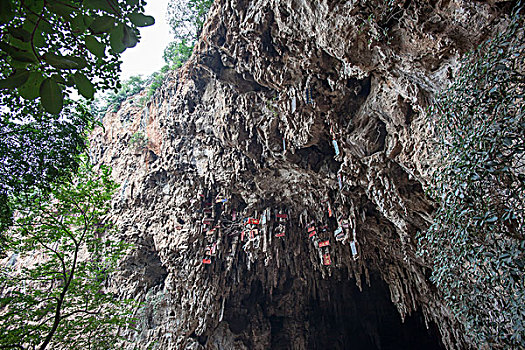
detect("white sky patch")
(119, 0), (172, 80)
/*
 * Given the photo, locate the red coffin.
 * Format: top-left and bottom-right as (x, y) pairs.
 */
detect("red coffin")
(307, 226), (316, 232)
(308, 231), (317, 238)
(275, 232), (285, 237)
(323, 254), (331, 266)
(276, 213), (288, 219)
(319, 240), (330, 248)
(245, 218), (259, 225)
(202, 258), (211, 264)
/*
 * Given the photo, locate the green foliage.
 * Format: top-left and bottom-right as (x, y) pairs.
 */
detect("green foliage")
(146, 70), (166, 98)
(128, 131), (148, 151)
(0, 163), (136, 349)
(0, 0), (155, 237)
(163, 0), (213, 70)
(163, 39), (193, 70)
(418, 7), (525, 348)
(0, 0), (154, 115)
(0, 99), (94, 236)
(168, 0), (213, 45)
(92, 72), (165, 121)
(103, 74), (147, 113)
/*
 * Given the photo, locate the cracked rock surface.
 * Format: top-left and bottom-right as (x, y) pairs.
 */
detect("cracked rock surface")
(89, 1), (515, 349)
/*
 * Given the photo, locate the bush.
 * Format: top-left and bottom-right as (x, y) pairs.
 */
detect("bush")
(418, 6), (525, 348)
(105, 75), (148, 112)
(163, 39), (194, 70)
(129, 131), (148, 151)
(168, 0), (213, 44)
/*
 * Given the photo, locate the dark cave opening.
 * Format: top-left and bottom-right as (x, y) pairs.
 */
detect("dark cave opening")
(301, 274), (445, 350)
(225, 272), (445, 350)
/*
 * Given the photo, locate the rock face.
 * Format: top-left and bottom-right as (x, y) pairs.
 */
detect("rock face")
(89, 1), (515, 349)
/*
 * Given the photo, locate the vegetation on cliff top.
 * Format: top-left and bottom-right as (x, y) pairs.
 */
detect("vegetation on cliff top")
(93, 0), (213, 119)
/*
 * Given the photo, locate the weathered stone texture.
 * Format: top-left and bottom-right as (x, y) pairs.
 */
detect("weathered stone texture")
(90, 1), (515, 349)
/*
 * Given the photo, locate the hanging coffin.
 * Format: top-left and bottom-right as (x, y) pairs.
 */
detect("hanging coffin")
(332, 139), (340, 156)
(350, 241), (358, 257)
(319, 240), (330, 248)
(245, 218), (260, 225)
(203, 218), (214, 225)
(323, 253), (332, 266)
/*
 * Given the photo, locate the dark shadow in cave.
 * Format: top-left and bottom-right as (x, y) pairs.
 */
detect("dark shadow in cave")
(225, 270), (445, 350)
(301, 273), (445, 350)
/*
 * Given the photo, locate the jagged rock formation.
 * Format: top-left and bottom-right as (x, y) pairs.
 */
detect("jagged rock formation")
(89, 1), (516, 349)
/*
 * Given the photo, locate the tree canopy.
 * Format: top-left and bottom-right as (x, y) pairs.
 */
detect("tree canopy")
(163, 0), (212, 69)
(0, 0), (154, 237)
(0, 163), (135, 350)
(0, 0), (154, 113)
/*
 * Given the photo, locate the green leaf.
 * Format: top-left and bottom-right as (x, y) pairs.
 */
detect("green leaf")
(18, 72), (45, 100)
(48, 2), (75, 18)
(39, 78), (63, 114)
(43, 52), (87, 69)
(71, 14), (93, 33)
(8, 37), (31, 51)
(85, 36), (105, 57)
(32, 31), (45, 48)
(0, 0), (15, 23)
(0, 42), (39, 63)
(74, 72), (94, 99)
(51, 74), (67, 85)
(8, 28), (32, 42)
(84, 0), (120, 15)
(125, 0), (139, 5)
(0, 70), (30, 89)
(19, 51), (42, 65)
(25, 14), (54, 33)
(128, 13), (155, 27)
(109, 24), (126, 53)
(122, 25), (138, 48)
(89, 15), (116, 34)
(25, 0), (44, 13)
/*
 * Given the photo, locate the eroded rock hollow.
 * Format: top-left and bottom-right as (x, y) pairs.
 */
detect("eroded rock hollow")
(90, 0), (516, 348)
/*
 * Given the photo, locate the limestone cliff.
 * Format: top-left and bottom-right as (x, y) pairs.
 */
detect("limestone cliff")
(89, 1), (516, 349)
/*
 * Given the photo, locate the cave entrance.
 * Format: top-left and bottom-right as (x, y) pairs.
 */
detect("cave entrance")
(299, 274), (445, 350)
(226, 270), (445, 350)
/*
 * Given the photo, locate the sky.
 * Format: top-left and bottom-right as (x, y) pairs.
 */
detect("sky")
(119, 1), (172, 80)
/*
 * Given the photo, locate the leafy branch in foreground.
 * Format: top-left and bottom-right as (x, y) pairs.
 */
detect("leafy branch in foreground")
(419, 5), (525, 349)
(0, 0), (155, 238)
(0, 163), (136, 350)
(0, 0), (155, 114)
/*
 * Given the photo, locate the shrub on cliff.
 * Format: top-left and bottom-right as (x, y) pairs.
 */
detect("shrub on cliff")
(163, 0), (213, 70)
(419, 6), (525, 348)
